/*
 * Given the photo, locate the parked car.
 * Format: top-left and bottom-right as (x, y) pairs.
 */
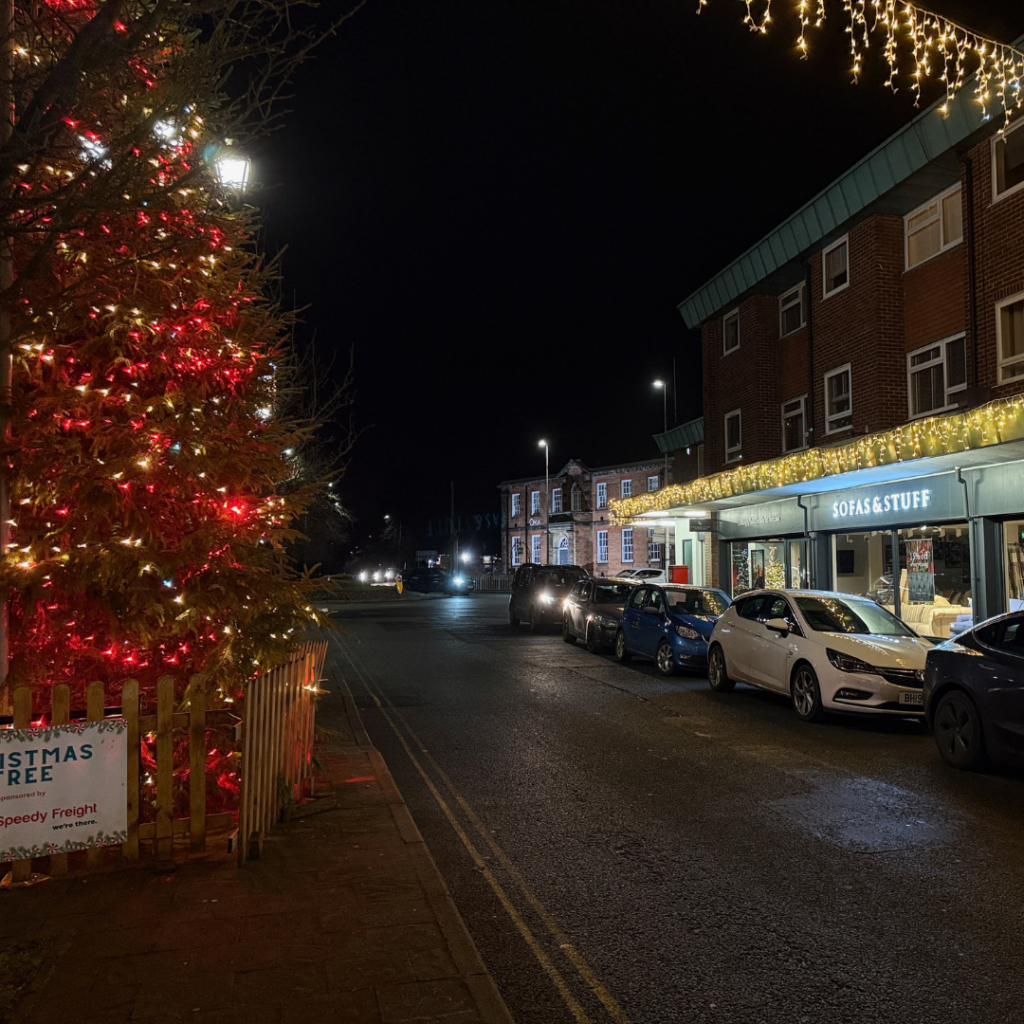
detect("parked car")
(562, 579), (635, 652)
(397, 567), (474, 595)
(923, 611), (1024, 769)
(612, 569), (639, 578)
(613, 584), (732, 675)
(628, 568), (668, 583)
(509, 564), (589, 632)
(707, 590), (933, 722)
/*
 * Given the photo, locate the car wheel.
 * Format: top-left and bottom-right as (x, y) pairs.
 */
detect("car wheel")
(707, 645), (735, 693)
(508, 601), (519, 628)
(614, 630), (631, 663)
(562, 617), (577, 644)
(585, 623), (601, 654)
(933, 690), (987, 770)
(655, 640), (677, 676)
(791, 663), (824, 723)
(529, 606), (543, 634)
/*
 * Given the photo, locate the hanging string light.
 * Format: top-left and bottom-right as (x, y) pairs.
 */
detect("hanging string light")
(611, 396), (1024, 522)
(699, 1), (1024, 127)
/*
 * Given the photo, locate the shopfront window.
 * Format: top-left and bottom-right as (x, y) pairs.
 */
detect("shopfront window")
(1004, 520), (1024, 612)
(831, 525), (971, 637)
(730, 540), (806, 595)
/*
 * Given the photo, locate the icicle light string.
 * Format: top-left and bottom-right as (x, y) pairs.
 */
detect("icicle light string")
(699, 1), (1024, 127)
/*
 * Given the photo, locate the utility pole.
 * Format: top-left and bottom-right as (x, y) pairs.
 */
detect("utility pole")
(538, 440), (549, 564)
(450, 480), (458, 569)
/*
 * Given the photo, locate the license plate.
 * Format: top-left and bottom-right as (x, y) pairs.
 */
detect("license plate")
(899, 692), (923, 706)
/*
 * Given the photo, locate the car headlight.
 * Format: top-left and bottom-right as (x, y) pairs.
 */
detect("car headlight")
(826, 648), (874, 673)
(674, 625), (700, 640)
(597, 615), (618, 628)
(358, 571), (368, 582)
(539, 592), (554, 605)
(453, 576), (465, 586)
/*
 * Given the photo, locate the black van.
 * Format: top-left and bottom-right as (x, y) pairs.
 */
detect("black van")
(509, 564), (590, 632)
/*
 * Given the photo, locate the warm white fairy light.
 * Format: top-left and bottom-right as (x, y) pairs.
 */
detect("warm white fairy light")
(701, 1), (1024, 128)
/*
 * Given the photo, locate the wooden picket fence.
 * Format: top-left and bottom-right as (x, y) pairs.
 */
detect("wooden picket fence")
(235, 640), (327, 864)
(1, 640), (328, 881)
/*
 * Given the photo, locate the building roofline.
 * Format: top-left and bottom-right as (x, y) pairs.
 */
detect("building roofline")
(498, 455), (672, 488)
(678, 33), (1024, 329)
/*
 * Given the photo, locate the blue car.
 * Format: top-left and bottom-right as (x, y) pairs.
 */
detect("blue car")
(614, 584), (732, 675)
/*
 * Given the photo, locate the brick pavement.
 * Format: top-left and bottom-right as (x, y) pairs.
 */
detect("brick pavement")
(1, 683), (514, 1024)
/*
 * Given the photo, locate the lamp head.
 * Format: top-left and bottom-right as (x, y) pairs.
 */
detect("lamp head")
(653, 380), (665, 389)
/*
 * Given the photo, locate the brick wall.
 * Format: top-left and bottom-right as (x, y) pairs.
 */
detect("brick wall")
(904, 247), (966, 352)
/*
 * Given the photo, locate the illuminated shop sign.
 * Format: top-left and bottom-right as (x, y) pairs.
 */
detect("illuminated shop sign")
(831, 489), (932, 519)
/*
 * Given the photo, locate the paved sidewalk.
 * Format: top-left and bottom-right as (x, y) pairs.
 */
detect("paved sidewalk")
(1, 677), (514, 1024)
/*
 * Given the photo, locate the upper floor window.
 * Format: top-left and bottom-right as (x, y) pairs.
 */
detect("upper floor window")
(511, 492), (521, 518)
(723, 309), (740, 354)
(992, 123), (1024, 202)
(724, 409), (742, 462)
(824, 364), (853, 433)
(907, 335), (967, 417)
(647, 474), (660, 492)
(905, 185), (962, 269)
(997, 291), (1024, 384)
(781, 395), (807, 453)
(621, 528), (634, 563)
(822, 236), (849, 297)
(620, 479), (633, 499)
(779, 284), (805, 336)
(551, 487), (562, 513)
(596, 481), (608, 509)
(530, 491), (540, 515)
(570, 483), (582, 512)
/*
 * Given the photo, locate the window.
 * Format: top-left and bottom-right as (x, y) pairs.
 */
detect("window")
(596, 530), (609, 563)
(571, 483), (582, 512)
(645, 589), (664, 614)
(596, 481), (608, 509)
(648, 527), (662, 563)
(997, 291), (1024, 384)
(723, 309), (740, 354)
(628, 587), (646, 610)
(621, 528), (634, 563)
(697, 444), (705, 477)
(907, 335), (967, 417)
(557, 537), (570, 565)
(822, 236), (849, 297)
(511, 536), (523, 567)
(824, 365), (852, 433)
(781, 395), (807, 453)
(551, 487), (562, 513)
(530, 491), (540, 515)
(905, 185), (962, 269)
(620, 479), (632, 499)
(511, 492), (521, 518)
(724, 409), (742, 462)
(992, 123), (1024, 201)
(779, 284), (805, 336)
(647, 474), (660, 492)
(530, 534), (542, 564)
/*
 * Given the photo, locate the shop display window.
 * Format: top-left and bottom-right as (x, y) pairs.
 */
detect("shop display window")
(832, 526), (971, 637)
(1003, 520), (1024, 613)
(730, 540), (807, 595)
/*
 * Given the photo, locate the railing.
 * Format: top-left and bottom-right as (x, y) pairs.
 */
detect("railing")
(474, 574), (510, 593)
(235, 640), (327, 864)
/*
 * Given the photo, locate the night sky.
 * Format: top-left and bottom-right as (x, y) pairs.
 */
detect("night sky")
(260, 1), (1024, 557)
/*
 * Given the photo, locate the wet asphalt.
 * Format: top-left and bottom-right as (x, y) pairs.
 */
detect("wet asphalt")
(326, 593), (1024, 1024)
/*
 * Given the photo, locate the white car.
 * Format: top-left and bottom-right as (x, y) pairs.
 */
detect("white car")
(707, 590), (932, 722)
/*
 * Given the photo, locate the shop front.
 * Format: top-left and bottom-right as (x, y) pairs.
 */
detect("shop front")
(713, 455), (1024, 637)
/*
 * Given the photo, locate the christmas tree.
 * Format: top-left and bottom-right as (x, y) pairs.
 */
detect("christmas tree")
(765, 545), (786, 588)
(0, 0), (340, 704)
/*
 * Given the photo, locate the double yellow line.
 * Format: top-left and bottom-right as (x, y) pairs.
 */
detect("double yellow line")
(338, 641), (632, 1024)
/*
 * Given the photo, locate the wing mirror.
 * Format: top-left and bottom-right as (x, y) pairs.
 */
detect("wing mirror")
(765, 617), (791, 634)
(643, 606), (661, 616)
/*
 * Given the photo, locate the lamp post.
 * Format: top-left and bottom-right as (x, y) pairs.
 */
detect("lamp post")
(653, 380), (669, 486)
(210, 138), (252, 192)
(538, 439), (549, 564)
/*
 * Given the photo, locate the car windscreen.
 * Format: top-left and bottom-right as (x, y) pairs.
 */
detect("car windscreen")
(535, 569), (584, 589)
(666, 590), (730, 617)
(593, 583), (632, 604)
(795, 596), (915, 636)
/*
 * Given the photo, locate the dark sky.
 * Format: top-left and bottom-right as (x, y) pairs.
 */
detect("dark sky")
(260, 0), (1024, 551)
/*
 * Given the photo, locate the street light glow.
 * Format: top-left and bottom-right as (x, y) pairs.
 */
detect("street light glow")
(538, 439), (547, 447)
(653, 380), (665, 388)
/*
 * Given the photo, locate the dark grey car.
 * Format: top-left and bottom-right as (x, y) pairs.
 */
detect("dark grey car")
(923, 610), (1024, 770)
(562, 579), (634, 652)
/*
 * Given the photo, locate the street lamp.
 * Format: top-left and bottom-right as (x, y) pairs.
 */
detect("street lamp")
(208, 138), (251, 193)
(653, 381), (669, 487)
(538, 439), (549, 564)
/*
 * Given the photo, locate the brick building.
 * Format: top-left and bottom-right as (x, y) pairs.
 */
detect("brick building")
(499, 457), (675, 577)
(615, 52), (1024, 633)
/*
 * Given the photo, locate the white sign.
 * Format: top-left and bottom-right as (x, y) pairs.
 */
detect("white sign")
(831, 488), (932, 520)
(0, 719), (127, 862)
